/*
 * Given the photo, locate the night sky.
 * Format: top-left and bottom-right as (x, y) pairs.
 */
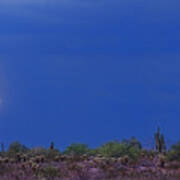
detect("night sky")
(0, 0), (180, 150)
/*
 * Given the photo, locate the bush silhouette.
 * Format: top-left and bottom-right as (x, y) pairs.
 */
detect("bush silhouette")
(7, 141), (29, 157)
(167, 141), (180, 161)
(63, 143), (90, 155)
(97, 141), (140, 160)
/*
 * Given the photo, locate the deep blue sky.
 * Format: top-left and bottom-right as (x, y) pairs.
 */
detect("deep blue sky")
(0, 0), (180, 150)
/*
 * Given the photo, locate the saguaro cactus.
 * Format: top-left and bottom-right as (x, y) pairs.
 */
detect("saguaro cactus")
(154, 127), (166, 153)
(1, 143), (5, 156)
(155, 127), (161, 152)
(1, 143), (5, 153)
(160, 134), (166, 153)
(50, 141), (54, 150)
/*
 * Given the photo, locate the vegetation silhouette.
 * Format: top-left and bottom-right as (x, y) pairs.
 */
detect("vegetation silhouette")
(0, 127), (179, 179)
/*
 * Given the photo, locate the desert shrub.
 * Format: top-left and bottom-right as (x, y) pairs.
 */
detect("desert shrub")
(28, 147), (48, 157)
(128, 146), (141, 161)
(166, 161), (180, 169)
(140, 149), (156, 158)
(0, 164), (13, 176)
(63, 143), (90, 155)
(38, 165), (60, 178)
(122, 137), (142, 150)
(171, 141), (180, 152)
(7, 141), (29, 157)
(97, 141), (128, 158)
(47, 149), (60, 160)
(97, 141), (140, 161)
(88, 149), (98, 156)
(167, 141), (180, 161)
(29, 147), (60, 161)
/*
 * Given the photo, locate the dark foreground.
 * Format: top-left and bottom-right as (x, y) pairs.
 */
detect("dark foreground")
(0, 155), (179, 180)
